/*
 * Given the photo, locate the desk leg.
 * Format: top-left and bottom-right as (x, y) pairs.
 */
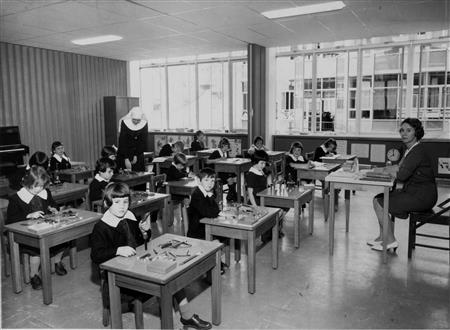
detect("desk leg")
(247, 233), (256, 294)
(345, 190), (350, 233)
(156, 164), (161, 175)
(193, 159), (199, 174)
(309, 190), (314, 235)
(8, 232), (22, 293)
(323, 181), (330, 221)
(70, 240), (77, 269)
(294, 200), (300, 248)
(234, 239), (241, 262)
(272, 214), (279, 269)
(108, 272), (122, 329)
(211, 250), (222, 325)
(329, 182), (335, 255)
(236, 171), (242, 204)
(39, 238), (52, 305)
(205, 225), (212, 241)
(160, 286), (173, 330)
(382, 187), (389, 264)
(162, 198), (169, 234)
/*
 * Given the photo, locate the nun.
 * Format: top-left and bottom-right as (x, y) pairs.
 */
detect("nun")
(117, 107), (148, 172)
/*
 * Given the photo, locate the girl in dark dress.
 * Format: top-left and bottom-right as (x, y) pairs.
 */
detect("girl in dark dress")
(49, 141), (71, 171)
(370, 118), (437, 252)
(313, 138), (337, 162)
(285, 141), (307, 184)
(7, 166), (68, 289)
(117, 107), (148, 172)
(190, 130), (205, 152)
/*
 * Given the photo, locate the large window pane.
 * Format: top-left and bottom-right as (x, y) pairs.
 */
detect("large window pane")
(140, 67), (166, 129)
(167, 65), (196, 129)
(231, 61), (248, 130)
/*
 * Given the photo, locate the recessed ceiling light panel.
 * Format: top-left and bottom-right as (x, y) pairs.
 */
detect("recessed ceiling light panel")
(261, 1), (346, 19)
(71, 35), (123, 45)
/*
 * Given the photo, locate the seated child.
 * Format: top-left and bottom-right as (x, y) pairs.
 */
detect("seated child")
(7, 166), (68, 290)
(313, 138), (337, 162)
(208, 138), (237, 202)
(159, 140), (184, 157)
(285, 141), (307, 184)
(9, 151), (50, 191)
(89, 157), (116, 204)
(49, 141), (71, 171)
(166, 153), (195, 182)
(247, 136), (269, 156)
(187, 167), (220, 240)
(190, 130), (205, 152)
(246, 150), (285, 243)
(101, 145), (117, 161)
(90, 182), (212, 330)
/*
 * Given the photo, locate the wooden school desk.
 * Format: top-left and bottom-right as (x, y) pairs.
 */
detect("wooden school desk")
(5, 209), (101, 304)
(112, 172), (153, 189)
(320, 154), (357, 164)
(258, 185), (315, 248)
(290, 162), (341, 220)
(93, 192), (171, 233)
(201, 206), (281, 294)
(58, 167), (94, 184)
(207, 158), (252, 204)
(48, 182), (88, 207)
(325, 170), (394, 263)
(152, 155), (199, 175)
(101, 233), (223, 329)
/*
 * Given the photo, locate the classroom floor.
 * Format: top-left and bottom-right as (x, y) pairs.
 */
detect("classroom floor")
(1, 186), (449, 329)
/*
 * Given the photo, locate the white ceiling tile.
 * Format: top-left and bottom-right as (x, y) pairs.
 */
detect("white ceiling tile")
(213, 26), (268, 44)
(0, 0), (62, 16)
(134, 0), (214, 15)
(79, 0), (161, 19)
(139, 15), (205, 33)
(314, 10), (366, 39)
(249, 21), (295, 39)
(242, 0), (297, 13)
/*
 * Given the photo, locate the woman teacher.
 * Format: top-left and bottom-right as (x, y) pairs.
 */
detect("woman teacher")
(369, 118), (437, 252)
(117, 107), (148, 172)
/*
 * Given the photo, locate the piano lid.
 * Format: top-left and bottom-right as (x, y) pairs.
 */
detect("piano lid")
(0, 126), (22, 146)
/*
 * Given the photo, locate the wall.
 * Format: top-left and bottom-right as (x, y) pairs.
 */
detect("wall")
(0, 42), (127, 166)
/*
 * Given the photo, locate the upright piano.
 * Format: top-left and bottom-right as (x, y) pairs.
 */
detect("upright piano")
(0, 126), (29, 176)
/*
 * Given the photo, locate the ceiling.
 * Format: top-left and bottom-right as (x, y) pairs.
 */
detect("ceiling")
(1, 0), (449, 61)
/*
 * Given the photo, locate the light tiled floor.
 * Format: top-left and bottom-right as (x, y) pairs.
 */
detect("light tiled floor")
(2, 186), (449, 329)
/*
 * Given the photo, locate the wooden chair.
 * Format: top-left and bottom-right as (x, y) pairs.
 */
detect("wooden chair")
(408, 197), (450, 261)
(305, 151), (315, 161)
(0, 198), (10, 277)
(100, 270), (144, 328)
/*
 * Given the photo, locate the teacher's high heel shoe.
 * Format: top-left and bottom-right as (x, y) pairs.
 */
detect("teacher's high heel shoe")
(366, 238), (383, 246)
(371, 241), (398, 252)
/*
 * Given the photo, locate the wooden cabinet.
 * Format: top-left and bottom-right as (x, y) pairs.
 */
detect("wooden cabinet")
(103, 96), (139, 145)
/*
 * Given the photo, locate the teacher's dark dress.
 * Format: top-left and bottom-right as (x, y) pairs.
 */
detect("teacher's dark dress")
(375, 143), (437, 218)
(117, 121), (148, 172)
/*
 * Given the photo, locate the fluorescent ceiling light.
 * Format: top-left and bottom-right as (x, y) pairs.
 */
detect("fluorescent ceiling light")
(262, 1), (346, 19)
(71, 35), (122, 45)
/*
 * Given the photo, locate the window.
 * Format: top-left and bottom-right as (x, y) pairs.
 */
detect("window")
(136, 53), (247, 131)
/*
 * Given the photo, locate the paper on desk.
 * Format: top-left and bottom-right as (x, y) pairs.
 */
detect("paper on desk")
(152, 157), (168, 163)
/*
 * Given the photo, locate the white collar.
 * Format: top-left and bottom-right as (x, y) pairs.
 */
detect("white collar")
(321, 145), (327, 153)
(123, 118), (147, 131)
(101, 209), (137, 228)
(249, 166), (264, 176)
(218, 149), (226, 158)
(288, 154), (304, 162)
(404, 141), (420, 158)
(94, 174), (109, 182)
(17, 187), (48, 204)
(53, 154), (69, 162)
(198, 184), (214, 198)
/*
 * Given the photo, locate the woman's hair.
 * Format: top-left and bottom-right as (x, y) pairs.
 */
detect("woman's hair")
(101, 145), (117, 158)
(51, 141), (63, 153)
(29, 151), (49, 169)
(103, 182), (130, 208)
(22, 165), (50, 188)
(218, 137), (230, 149)
(194, 130), (204, 141)
(173, 152), (187, 165)
(253, 136), (264, 145)
(252, 150), (269, 164)
(401, 118), (424, 140)
(289, 141), (304, 154)
(198, 167), (216, 180)
(323, 138), (337, 148)
(95, 157), (116, 173)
